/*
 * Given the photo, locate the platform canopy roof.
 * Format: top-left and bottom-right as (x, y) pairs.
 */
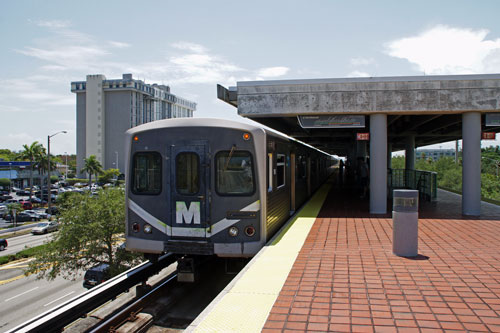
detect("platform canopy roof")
(218, 74), (500, 156)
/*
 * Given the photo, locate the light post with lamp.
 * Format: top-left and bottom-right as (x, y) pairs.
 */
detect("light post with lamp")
(115, 151), (118, 171)
(47, 131), (67, 216)
(64, 152), (68, 180)
(9, 162), (12, 192)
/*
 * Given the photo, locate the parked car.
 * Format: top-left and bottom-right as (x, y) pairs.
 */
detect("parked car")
(23, 210), (41, 221)
(0, 239), (7, 251)
(4, 212), (34, 222)
(31, 221), (59, 234)
(29, 197), (43, 204)
(46, 206), (59, 216)
(0, 195), (12, 202)
(16, 190), (30, 196)
(34, 209), (48, 219)
(19, 200), (33, 210)
(0, 205), (7, 218)
(83, 263), (110, 289)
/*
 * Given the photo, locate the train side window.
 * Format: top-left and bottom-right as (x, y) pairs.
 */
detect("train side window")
(268, 153), (273, 192)
(132, 152), (162, 195)
(176, 153), (200, 195)
(276, 154), (286, 188)
(216, 151), (255, 196)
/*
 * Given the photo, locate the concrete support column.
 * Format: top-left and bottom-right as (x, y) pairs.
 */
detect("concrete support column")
(405, 135), (415, 170)
(462, 112), (481, 216)
(370, 114), (387, 214)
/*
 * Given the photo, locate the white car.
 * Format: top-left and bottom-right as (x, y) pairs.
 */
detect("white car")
(23, 210), (41, 221)
(34, 209), (48, 219)
(31, 221), (59, 235)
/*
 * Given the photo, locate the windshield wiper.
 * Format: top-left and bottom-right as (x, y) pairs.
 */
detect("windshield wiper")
(224, 145), (237, 171)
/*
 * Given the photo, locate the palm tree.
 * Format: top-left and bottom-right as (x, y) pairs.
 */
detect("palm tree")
(16, 141), (44, 199)
(81, 155), (103, 186)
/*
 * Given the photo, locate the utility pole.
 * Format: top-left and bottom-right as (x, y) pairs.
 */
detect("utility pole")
(47, 131), (67, 217)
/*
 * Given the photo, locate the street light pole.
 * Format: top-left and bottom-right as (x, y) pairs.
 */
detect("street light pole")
(47, 131), (67, 216)
(9, 163), (12, 192)
(65, 152), (68, 179)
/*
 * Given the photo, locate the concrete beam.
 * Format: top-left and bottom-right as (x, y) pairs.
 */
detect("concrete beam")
(236, 74), (500, 117)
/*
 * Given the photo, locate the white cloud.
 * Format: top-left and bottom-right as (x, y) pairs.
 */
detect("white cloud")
(347, 70), (370, 77)
(350, 57), (375, 66)
(171, 42), (207, 53)
(385, 25), (500, 74)
(256, 66), (289, 79)
(34, 20), (71, 29)
(109, 41), (131, 48)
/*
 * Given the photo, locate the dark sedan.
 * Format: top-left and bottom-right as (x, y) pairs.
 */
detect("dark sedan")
(4, 212), (35, 222)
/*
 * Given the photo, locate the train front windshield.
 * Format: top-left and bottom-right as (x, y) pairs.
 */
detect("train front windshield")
(216, 151), (255, 195)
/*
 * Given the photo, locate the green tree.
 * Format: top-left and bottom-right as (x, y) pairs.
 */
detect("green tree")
(98, 168), (120, 184)
(16, 141), (44, 198)
(81, 155), (103, 186)
(482, 173), (500, 201)
(391, 156), (405, 169)
(0, 178), (10, 189)
(0, 149), (16, 161)
(25, 188), (141, 280)
(7, 202), (23, 226)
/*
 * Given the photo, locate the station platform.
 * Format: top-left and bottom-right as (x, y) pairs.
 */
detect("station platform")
(187, 182), (500, 332)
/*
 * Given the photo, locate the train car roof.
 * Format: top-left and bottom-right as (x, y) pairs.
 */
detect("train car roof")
(126, 117), (263, 135)
(126, 117), (336, 159)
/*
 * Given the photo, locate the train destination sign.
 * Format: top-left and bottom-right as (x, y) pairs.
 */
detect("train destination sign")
(298, 115), (365, 128)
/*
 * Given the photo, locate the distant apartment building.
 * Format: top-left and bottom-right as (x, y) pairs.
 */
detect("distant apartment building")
(71, 74), (196, 177)
(416, 149), (456, 161)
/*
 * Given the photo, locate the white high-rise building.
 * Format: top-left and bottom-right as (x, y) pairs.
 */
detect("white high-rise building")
(71, 74), (196, 177)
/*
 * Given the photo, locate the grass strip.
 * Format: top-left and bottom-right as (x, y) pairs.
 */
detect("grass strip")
(0, 243), (48, 266)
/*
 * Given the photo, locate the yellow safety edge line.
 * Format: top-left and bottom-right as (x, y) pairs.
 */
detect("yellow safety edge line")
(190, 181), (332, 332)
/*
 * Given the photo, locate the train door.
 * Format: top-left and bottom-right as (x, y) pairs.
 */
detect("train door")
(170, 142), (210, 238)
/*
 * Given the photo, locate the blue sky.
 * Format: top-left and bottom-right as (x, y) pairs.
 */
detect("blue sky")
(1, 0), (500, 154)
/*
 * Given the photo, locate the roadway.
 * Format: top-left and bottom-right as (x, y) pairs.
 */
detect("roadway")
(0, 232), (54, 256)
(0, 261), (86, 332)
(0, 227), (75, 332)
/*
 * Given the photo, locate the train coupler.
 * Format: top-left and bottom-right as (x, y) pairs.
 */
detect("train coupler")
(177, 257), (197, 283)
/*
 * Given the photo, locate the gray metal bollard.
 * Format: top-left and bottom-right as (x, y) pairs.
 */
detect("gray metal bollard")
(392, 189), (419, 257)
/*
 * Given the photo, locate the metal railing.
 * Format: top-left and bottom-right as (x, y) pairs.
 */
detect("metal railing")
(388, 169), (437, 201)
(7, 253), (176, 333)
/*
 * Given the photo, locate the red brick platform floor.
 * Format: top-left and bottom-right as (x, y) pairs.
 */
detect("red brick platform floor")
(263, 188), (500, 332)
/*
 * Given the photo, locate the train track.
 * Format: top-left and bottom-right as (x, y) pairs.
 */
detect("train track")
(88, 271), (179, 332)
(87, 257), (245, 332)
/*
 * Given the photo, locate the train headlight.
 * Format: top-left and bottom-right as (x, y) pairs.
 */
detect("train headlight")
(245, 226), (256, 237)
(144, 224), (152, 234)
(132, 223), (140, 233)
(228, 226), (239, 237)
(242, 132), (251, 141)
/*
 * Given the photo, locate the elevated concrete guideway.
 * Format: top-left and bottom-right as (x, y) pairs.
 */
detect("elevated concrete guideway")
(218, 74), (500, 216)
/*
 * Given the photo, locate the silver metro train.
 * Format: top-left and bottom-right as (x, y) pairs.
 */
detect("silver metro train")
(125, 118), (335, 274)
